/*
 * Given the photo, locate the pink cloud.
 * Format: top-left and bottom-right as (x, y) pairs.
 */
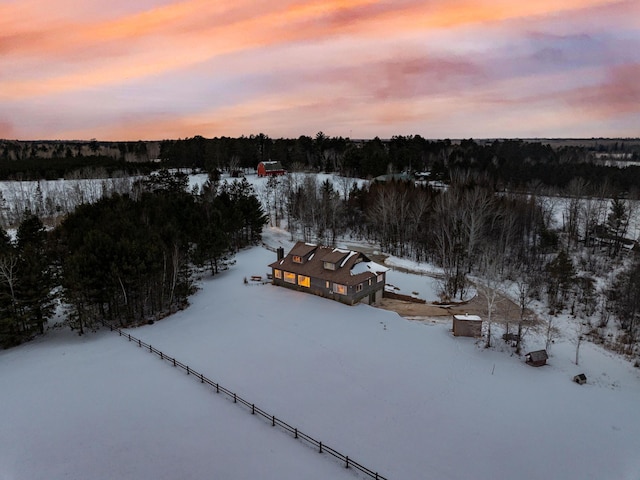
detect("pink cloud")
(0, 120), (15, 139)
(565, 64), (640, 118)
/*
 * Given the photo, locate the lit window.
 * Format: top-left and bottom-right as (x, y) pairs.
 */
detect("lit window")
(274, 269), (282, 279)
(292, 255), (302, 264)
(298, 275), (310, 287)
(368, 279), (372, 286)
(334, 284), (347, 295)
(325, 281), (330, 288)
(323, 261), (336, 270)
(284, 272), (296, 284)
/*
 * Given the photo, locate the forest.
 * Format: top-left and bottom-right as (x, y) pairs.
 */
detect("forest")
(0, 135), (639, 359)
(0, 170), (266, 347)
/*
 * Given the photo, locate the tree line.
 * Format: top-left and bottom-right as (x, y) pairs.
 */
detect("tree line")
(0, 170), (266, 348)
(5, 136), (640, 193)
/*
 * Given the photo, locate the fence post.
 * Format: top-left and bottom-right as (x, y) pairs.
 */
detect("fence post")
(294, 428), (298, 439)
(216, 384), (219, 393)
(149, 344), (152, 352)
(272, 415), (275, 427)
(160, 351), (164, 360)
(345, 456), (349, 468)
(200, 374), (204, 383)
(319, 441), (322, 454)
(138, 339), (141, 347)
(173, 358), (176, 367)
(233, 393), (237, 403)
(187, 366), (190, 375)
(128, 334), (131, 341)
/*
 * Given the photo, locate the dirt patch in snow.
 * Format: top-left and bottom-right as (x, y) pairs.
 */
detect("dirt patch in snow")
(377, 291), (522, 323)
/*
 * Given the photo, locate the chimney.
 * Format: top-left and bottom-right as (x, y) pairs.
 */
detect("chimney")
(277, 247), (284, 261)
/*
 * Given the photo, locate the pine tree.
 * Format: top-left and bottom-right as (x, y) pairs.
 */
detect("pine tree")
(16, 213), (56, 335)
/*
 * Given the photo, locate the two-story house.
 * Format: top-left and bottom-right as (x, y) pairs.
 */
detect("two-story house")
(268, 242), (388, 305)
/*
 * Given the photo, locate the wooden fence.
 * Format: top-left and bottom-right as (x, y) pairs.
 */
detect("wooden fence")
(100, 320), (388, 480)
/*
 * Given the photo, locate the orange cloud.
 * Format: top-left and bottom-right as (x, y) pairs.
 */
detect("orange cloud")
(1, 0), (623, 99)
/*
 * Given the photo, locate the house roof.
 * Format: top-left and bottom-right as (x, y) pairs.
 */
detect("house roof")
(526, 350), (548, 362)
(289, 242), (317, 258)
(322, 249), (350, 265)
(269, 241), (388, 286)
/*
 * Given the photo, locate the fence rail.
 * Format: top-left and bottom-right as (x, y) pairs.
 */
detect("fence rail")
(100, 320), (388, 480)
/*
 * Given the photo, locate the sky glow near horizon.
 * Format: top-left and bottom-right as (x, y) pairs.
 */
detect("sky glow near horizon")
(1, 0), (639, 141)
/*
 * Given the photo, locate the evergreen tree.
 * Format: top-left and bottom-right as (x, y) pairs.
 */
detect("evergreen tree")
(15, 213), (56, 335)
(546, 250), (576, 311)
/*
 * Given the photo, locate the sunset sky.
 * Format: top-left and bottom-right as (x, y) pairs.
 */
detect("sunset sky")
(1, 0), (639, 140)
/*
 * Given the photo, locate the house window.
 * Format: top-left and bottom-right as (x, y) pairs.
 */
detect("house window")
(325, 281), (330, 289)
(323, 261), (336, 270)
(298, 275), (310, 288)
(292, 255), (303, 264)
(368, 278), (372, 286)
(274, 269), (282, 279)
(334, 283), (347, 295)
(284, 272), (296, 284)
(377, 274), (384, 283)
(356, 283), (363, 292)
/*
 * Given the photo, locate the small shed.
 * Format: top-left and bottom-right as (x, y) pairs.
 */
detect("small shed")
(525, 349), (548, 367)
(257, 161), (286, 177)
(573, 373), (587, 385)
(452, 314), (482, 337)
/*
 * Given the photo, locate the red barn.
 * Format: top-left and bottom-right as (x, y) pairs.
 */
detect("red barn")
(257, 161), (286, 177)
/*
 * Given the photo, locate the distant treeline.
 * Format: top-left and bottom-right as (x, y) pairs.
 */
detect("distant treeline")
(0, 155), (158, 181)
(3, 135), (640, 193)
(160, 135), (640, 194)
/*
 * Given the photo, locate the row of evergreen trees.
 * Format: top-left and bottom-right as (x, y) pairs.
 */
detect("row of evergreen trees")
(0, 170), (266, 348)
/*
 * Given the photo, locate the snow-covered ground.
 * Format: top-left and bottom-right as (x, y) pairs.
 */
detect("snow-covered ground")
(2, 245), (640, 480)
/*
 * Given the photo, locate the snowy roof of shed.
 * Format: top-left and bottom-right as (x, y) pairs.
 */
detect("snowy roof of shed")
(453, 314), (482, 321)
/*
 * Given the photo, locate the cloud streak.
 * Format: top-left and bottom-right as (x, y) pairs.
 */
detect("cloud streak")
(1, 0), (639, 139)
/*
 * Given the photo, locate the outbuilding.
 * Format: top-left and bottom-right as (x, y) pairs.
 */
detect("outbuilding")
(573, 373), (587, 385)
(452, 314), (482, 337)
(525, 350), (548, 367)
(257, 161), (286, 177)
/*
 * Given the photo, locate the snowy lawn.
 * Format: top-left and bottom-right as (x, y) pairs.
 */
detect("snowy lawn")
(2, 246), (640, 480)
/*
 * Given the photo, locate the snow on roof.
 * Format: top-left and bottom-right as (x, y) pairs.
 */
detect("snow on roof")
(351, 260), (390, 275)
(453, 314), (482, 321)
(339, 251), (358, 268)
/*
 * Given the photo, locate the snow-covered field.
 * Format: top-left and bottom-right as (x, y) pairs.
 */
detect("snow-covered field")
(2, 245), (640, 480)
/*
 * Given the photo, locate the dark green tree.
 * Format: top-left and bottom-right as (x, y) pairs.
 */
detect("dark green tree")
(15, 213), (56, 335)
